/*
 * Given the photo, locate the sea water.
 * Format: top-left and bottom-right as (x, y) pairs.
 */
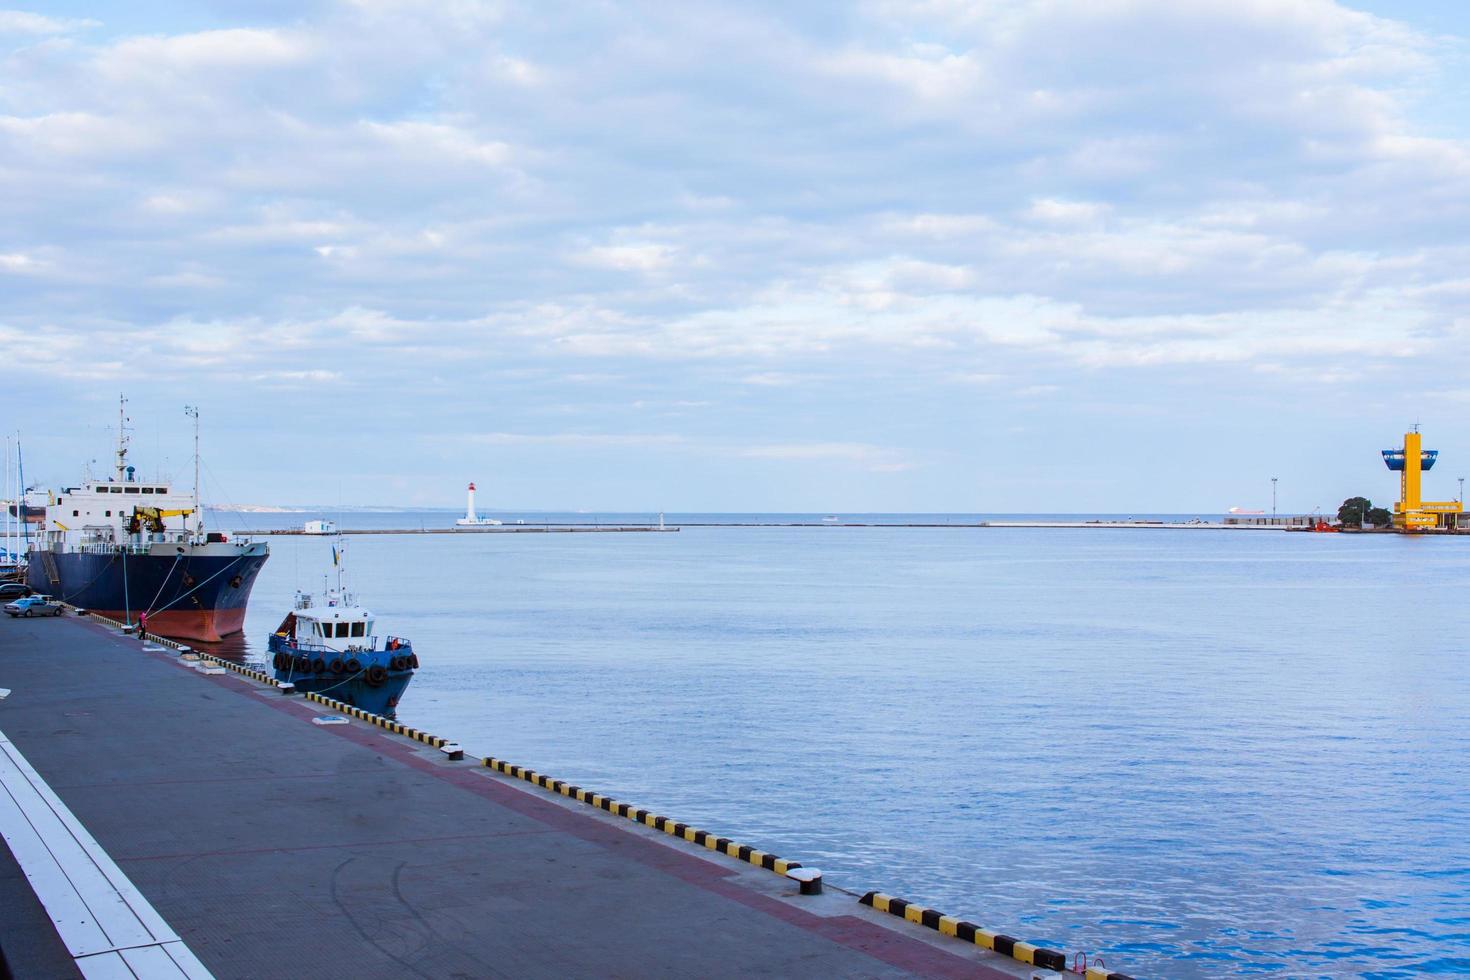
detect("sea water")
(216, 515), (1470, 978)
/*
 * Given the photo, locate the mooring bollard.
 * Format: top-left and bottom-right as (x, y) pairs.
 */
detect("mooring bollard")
(277, 682), (296, 695)
(787, 867), (823, 895)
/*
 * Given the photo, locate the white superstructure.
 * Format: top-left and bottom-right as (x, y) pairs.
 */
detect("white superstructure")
(280, 539), (394, 654)
(34, 398), (204, 554)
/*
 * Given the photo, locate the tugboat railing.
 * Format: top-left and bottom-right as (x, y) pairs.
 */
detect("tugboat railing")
(282, 636), (383, 654)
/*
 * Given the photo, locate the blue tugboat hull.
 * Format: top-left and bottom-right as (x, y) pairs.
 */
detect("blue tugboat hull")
(276, 671), (413, 717)
(266, 633), (416, 718)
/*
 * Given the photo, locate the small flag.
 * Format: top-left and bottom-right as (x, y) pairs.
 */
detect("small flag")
(332, 545), (339, 566)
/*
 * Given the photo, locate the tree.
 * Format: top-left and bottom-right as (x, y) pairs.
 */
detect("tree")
(1337, 496), (1372, 527)
(1366, 506), (1392, 527)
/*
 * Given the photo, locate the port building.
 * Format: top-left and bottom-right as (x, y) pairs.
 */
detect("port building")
(1383, 429), (1464, 529)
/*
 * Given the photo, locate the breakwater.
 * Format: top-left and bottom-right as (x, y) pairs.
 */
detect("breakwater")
(262, 519), (1288, 535)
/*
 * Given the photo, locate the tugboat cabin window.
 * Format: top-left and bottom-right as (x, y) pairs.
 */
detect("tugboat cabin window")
(351, 622), (365, 637)
(110, 486), (122, 493)
(142, 487), (154, 494)
(125, 487), (139, 493)
(336, 622), (350, 638)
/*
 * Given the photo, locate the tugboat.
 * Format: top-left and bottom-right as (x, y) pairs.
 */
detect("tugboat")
(266, 539), (416, 717)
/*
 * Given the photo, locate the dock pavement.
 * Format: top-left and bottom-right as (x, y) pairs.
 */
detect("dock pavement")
(0, 613), (1036, 979)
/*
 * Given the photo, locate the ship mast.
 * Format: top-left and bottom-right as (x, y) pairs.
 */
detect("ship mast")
(184, 405), (201, 538)
(115, 394), (132, 481)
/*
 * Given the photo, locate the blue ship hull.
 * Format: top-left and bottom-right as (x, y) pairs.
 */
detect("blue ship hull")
(27, 546), (268, 642)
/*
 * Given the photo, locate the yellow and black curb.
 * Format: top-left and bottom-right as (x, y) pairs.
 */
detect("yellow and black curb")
(1081, 967), (1136, 980)
(479, 755), (808, 883)
(299, 690), (454, 748)
(859, 892), (1134, 978)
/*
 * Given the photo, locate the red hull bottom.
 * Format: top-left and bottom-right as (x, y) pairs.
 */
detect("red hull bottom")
(93, 607), (246, 644)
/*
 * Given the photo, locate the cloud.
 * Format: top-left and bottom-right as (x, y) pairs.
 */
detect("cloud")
(250, 369), (344, 386)
(98, 28), (311, 76)
(739, 442), (914, 472)
(0, 252), (39, 272)
(0, 10), (98, 35)
(1026, 198), (1109, 225)
(573, 243), (678, 272)
(459, 432), (688, 448)
(1, 0), (1468, 507)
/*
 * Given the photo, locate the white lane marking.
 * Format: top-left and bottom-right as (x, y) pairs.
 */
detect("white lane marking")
(0, 728), (214, 979)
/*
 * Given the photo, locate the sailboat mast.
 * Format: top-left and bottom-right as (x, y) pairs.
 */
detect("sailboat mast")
(17, 435), (29, 556)
(3, 435), (11, 566)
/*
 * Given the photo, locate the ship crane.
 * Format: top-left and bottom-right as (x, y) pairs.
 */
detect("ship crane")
(127, 506), (195, 536)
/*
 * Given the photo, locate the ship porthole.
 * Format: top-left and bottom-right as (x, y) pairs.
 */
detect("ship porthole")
(229, 575), (243, 589)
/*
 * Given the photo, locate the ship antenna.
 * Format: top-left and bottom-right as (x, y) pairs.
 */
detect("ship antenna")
(116, 394), (132, 481)
(184, 405), (201, 539)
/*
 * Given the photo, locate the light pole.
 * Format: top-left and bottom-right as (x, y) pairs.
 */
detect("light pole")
(1271, 477), (1278, 521)
(1460, 477), (1465, 505)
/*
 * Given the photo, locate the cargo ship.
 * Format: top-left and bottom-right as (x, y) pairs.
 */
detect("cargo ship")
(25, 399), (269, 642)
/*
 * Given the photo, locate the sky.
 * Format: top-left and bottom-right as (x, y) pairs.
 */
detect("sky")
(2, 0), (1469, 513)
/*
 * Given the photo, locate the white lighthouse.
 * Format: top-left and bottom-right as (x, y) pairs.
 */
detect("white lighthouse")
(456, 482), (501, 527)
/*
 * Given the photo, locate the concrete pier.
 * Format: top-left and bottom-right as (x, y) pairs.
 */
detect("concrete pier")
(0, 614), (1032, 979)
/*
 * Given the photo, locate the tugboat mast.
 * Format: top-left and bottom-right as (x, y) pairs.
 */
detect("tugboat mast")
(333, 535), (347, 599)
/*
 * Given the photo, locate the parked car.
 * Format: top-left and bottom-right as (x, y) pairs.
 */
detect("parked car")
(0, 582), (31, 601)
(4, 594), (63, 617)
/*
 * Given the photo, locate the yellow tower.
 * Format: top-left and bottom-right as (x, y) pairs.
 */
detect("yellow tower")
(1383, 430), (1462, 529)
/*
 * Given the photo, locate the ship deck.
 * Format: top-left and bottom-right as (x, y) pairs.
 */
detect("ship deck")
(0, 613), (1034, 979)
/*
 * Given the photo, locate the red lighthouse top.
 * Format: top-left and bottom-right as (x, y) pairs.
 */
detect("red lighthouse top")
(468, 482), (476, 491)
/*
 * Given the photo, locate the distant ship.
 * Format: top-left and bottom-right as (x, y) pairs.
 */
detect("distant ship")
(25, 398), (269, 642)
(455, 482), (502, 526)
(6, 489), (48, 523)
